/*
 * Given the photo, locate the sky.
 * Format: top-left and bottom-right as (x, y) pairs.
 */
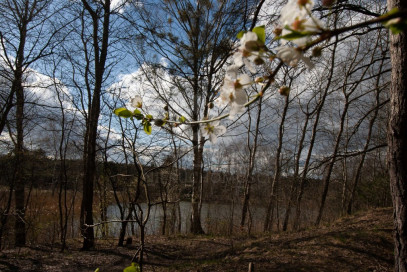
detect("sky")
(0, 0), (390, 174)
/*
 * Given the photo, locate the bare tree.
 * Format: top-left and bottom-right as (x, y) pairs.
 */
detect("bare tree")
(240, 98), (263, 231)
(264, 86), (290, 232)
(0, 0), (61, 246)
(125, 0), (255, 234)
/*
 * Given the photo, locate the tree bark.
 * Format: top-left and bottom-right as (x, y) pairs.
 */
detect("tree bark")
(241, 99), (262, 230)
(14, 70), (26, 247)
(191, 123), (205, 234)
(387, 1), (407, 271)
(80, 0), (111, 250)
(264, 95), (289, 232)
(13, 18), (28, 246)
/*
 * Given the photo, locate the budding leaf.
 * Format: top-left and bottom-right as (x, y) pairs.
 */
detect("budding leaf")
(114, 108), (132, 118)
(384, 18), (407, 34)
(252, 25), (266, 44)
(237, 30), (246, 39)
(278, 26), (312, 41)
(133, 109), (144, 120)
(381, 8), (407, 34)
(123, 262), (141, 272)
(382, 7), (399, 17)
(179, 116), (186, 123)
(143, 121), (152, 135)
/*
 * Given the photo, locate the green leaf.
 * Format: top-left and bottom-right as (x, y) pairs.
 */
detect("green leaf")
(279, 31), (309, 41)
(94, 269), (100, 272)
(276, 26), (313, 41)
(123, 262), (141, 272)
(133, 109), (144, 120)
(146, 114), (153, 120)
(252, 25), (266, 44)
(382, 7), (399, 17)
(389, 24), (406, 34)
(236, 30), (246, 39)
(143, 121), (152, 135)
(179, 116), (186, 123)
(383, 18), (407, 34)
(114, 108), (133, 118)
(381, 8), (407, 34)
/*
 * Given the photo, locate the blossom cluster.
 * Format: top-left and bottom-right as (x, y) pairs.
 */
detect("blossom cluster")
(204, 0), (324, 143)
(114, 0), (405, 145)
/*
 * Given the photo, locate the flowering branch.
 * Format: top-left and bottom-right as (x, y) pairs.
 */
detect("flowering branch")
(113, 1), (407, 144)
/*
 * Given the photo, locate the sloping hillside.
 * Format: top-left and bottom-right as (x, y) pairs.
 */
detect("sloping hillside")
(0, 208), (394, 271)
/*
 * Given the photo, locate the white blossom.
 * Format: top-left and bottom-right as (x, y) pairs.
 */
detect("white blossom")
(216, 67), (251, 118)
(279, 0), (325, 46)
(240, 31), (261, 52)
(233, 31), (265, 73)
(200, 120), (226, 144)
(131, 95), (143, 108)
(276, 46), (314, 69)
(280, 0), (314, 27)
(281, 17), (324, 46)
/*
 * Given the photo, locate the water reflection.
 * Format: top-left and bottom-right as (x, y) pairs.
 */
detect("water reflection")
(102, 201), (267, 237)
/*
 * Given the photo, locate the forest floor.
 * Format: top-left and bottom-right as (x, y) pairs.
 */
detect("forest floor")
(0, 207), (394, 272)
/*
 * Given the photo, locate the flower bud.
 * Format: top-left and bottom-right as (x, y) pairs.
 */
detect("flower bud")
(297, 0), (310, 6)
(207, 102), (214, 109)
(278, 86), (290, 96)
(254, 57), (265, 65)
(273, 27), (283, 37)
(245, 40), (261, 52)
(164, 105), (169, 111)
(292, 19), (305, 31)
(154, 119), (165, 127)
(255, 77), (264, 83)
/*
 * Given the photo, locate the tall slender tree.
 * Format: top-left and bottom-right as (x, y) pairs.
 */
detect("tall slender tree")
(0, 0), (60, 246)
(387, 0), (407, 270)
(78, 0), (112, 250)
(127, 0), (256, 233)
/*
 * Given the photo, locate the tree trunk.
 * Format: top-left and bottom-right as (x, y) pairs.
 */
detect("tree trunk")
(14, 69), (26, 247)
(347, 50), (385, 214)
(191, 124), (204, 234)
(387, 1), (407, 271)
(264, 95), (289, 232)
(315, 100), (349, 226)
(80, 0), (111, 250)
(283, 110), (310, 231)
(241, 99), (262, 229)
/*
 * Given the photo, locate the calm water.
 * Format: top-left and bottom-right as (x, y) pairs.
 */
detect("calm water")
(101, 201), (267, 237)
